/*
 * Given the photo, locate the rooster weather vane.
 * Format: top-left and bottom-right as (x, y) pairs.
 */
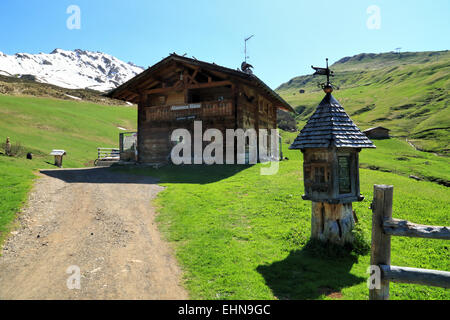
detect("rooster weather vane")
(311, 58), (339, 93)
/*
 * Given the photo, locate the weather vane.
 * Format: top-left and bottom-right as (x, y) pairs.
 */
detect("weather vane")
(311, 58), (338, 93)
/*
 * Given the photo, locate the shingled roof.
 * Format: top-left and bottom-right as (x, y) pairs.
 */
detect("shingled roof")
(290, 93), (376, 149)
(107, 53), (294, 112)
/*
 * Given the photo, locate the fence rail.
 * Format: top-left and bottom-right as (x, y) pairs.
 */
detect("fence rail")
(369, 185), (450, 300)
(380, 265), (450, 288)
(383, 219), (450, 240)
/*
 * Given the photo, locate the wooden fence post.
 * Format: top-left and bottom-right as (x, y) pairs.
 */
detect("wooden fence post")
(370, 185), (393, 300)
(119, 133), (124, 153)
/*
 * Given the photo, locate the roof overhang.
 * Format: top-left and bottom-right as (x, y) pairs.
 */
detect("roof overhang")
(106, 54), (294, 113)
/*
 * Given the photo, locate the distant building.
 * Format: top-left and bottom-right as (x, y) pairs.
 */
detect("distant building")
(363, 126), (390, 139)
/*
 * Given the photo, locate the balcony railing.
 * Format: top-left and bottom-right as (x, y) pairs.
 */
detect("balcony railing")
(145, 100), (233, 121)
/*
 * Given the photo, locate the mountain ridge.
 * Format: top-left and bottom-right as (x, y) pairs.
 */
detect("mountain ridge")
(0, 48), (145, 92)
(277, 50), (450, 91)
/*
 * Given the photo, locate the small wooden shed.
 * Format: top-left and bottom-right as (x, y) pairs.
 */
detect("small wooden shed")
(107, 54), (294, 164)
(363, 126), (390, 139)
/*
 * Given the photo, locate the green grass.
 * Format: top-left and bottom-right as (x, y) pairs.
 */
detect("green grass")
(0, 94), (137, 242)
(276, 51), (450, 154)
(117, 143), (450, 300)
(0, 157), (38, 243)
(1, 85), (449, 300)
(360, 138), (450, 185)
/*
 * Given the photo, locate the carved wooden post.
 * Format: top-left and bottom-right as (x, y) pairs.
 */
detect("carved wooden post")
(311, 202), (355, 245)
(370, 185), (393, 300)
(54, 155), (63, 168)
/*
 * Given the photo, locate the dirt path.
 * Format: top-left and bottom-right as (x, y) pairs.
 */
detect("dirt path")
(0, 167), (188, 300)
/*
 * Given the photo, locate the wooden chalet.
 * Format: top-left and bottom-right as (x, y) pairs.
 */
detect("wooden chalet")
(107, 54), (294, 164)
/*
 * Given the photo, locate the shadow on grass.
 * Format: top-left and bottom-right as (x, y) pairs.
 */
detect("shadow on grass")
(257, 241), (366, 300)
(117, 163), (253, 184)
(40, 164), (252, 185)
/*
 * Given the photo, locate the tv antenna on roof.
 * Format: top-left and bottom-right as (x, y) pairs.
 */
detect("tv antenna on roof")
(241, 35), (255, 74)
(244, 35), (254, 63)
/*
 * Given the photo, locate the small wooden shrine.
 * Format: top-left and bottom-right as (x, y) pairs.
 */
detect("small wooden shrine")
(290, 60), (375, 244)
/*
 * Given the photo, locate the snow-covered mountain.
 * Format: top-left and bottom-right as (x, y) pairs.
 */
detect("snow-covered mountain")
(0, 49), (145, 92)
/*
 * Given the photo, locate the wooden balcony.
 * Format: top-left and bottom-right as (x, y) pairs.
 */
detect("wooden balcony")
(145, 100), (233, 122)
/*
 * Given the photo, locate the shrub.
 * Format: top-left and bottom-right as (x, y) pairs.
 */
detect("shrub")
(1, 141), (26, 157)
(351, 223), (371, 256)
(277, 110), (297, 132)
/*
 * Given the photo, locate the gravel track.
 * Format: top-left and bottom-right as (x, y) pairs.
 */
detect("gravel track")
(0, 167), (188, 300)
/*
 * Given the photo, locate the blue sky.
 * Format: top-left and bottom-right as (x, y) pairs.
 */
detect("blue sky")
(1, 0), (449, 88)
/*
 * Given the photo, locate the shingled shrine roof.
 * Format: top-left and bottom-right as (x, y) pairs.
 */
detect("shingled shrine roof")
(290, 93), (376, 149)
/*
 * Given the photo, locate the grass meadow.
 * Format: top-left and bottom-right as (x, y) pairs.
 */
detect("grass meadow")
(117, 143), (449, 300)
(0, 94), (448, 300)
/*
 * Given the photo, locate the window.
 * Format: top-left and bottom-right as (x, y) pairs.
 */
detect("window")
(314, 166), (326, 184)
(338, 155), (352, 194)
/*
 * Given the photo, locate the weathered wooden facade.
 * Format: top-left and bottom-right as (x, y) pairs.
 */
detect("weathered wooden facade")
(107, 54), (294, 164)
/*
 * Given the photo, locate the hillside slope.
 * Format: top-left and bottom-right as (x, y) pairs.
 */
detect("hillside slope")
(0, 74), (130, 106)
(0, 94), (137, 241)
(0, 95), (137, 167)
(276, 51), (450, 154)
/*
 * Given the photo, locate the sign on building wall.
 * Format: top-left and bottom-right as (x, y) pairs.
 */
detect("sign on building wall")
(171, 104), (202, 111)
